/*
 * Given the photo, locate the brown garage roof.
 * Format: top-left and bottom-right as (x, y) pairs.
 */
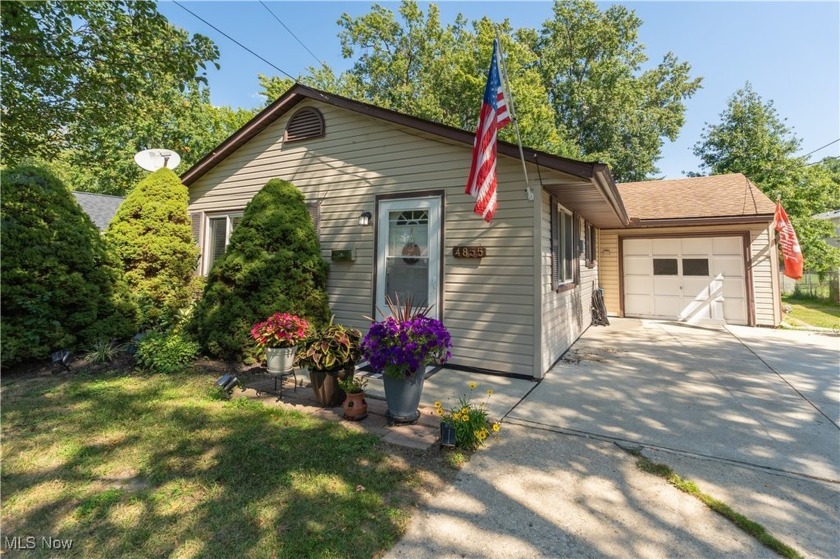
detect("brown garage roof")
(617, 173), (776, 225)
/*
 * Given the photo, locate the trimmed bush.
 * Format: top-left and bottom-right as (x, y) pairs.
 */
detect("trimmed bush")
(134, 331), (199, 374)
(105, 168), (200, 329)
(190, 178), (331, 361)
(0, 166), (136, 366)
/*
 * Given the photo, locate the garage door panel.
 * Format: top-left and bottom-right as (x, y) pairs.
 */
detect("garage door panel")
(625, 296), (652, 316)
(713, 236), (742, 254)
(713, 256), (744, 277)
(681, 238), (711, 255)
(653, 277), (681, 296)
(653, 296), (685, 318)
(624, 255), (651, 275)
(683, 278), (712, 299)
(625, 276), (654, 295)
(622, 235), (748, 325)
(624, 239), (651, 255)
(651, 238), (680, 254)
(721, 278), (745, 298)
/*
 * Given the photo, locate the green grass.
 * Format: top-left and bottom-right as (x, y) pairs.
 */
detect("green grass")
(782, 296), (840, 329)
(632, 452), (803, 559)
(1, 369), (424, 558)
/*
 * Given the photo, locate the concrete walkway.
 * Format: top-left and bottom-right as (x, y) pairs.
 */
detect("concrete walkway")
(389, 319), (840, 559)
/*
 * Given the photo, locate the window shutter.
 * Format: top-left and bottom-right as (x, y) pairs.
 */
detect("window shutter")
(285, 107), (325, 142)
(189, 211), (204, 272)
(306, 201), (321, 240)
(550, 197), (559, 290)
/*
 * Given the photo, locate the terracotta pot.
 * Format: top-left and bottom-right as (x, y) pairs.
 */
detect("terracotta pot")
(342, 391), (368, 421)
(309, 368), (349, 407)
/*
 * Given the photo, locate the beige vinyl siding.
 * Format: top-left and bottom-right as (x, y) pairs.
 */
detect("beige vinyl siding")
(750, 224), (780, 326)
(540, 192), (597, 375)
(189, 100), (570, 376)
(599, 223), (779, 326)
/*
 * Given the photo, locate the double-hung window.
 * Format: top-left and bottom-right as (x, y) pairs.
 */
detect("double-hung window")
(204, 214), (242, 275)
(550, 198), (577, 290)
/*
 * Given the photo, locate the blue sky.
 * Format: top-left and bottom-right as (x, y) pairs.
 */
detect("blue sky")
(157, 1), (840, 179)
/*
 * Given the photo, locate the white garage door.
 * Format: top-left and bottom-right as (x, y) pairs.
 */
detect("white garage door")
(623, 237), (748, 325)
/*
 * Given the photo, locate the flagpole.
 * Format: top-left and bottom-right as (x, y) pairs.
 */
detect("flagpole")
(494, 33), (534, 202)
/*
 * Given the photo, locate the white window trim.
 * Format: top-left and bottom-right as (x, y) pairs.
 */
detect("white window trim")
(202, 212), (243, 276)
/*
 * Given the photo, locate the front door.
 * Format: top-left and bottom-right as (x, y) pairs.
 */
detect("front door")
(375, 197), (442, 320)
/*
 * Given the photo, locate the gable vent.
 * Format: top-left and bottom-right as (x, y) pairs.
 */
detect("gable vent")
(285, 107), (325, 142)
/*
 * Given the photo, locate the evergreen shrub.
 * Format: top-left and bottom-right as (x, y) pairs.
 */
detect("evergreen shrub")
(190, 178), (331, 361)
(135, 331), (199, 374)
(0, 166), (136, 365)
(105, 168), (200, 329)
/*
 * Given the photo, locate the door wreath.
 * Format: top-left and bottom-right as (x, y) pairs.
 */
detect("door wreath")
(401, 242), (421, 265)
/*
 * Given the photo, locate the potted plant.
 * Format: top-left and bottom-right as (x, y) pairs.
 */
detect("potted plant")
(250, 312), (310, 374)
(295, 317), (362, 407)
(361, 295), (452, 423)
(338, 374), (368, 421)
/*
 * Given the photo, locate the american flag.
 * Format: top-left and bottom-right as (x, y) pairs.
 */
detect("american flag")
(773, 201), (804, 280)
(465, 39), (511, 223)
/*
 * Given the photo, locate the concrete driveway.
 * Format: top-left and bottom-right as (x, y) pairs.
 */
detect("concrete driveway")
(390, 319), (840, 559)
(507, 319), (839, 482)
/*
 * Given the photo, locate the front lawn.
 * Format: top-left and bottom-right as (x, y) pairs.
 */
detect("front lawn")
(782, 296), (840, 330)
(1, 368), (436, 558)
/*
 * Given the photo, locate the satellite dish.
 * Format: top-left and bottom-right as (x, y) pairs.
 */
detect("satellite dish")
(134, 148), (181, 172)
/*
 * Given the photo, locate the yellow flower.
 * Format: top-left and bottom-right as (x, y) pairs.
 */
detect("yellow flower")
(492, 422), (501, 432)
(436, 408), (443, 416)
(434, 401), (442, 408)
(468, 382), (478, 390)
(486, 389), (494, 396)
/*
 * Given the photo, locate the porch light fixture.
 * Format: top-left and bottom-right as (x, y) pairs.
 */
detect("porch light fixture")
(359, 211), (372, 226)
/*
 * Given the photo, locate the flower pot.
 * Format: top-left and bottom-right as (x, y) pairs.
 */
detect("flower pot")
(309, 369), (347, 407)
(266, 346), (297, 374)
(383, 372), (425, 423)
(440, 421), (457, 448)
(342, 391), (368, 421)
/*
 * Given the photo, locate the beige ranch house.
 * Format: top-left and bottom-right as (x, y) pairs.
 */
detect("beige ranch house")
(182, 84), (781, 380)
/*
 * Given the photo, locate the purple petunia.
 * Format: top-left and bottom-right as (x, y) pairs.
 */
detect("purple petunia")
(361, 315), (452, 379)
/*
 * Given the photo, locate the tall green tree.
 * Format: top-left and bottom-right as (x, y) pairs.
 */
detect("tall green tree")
(105, 168), (201, 329)
(47, 85), (256, 195)
(259, 0), (700, 180)
(1, 0), (220, 169)
(694, 83), (840, 273)
(532, 1), (702, 180)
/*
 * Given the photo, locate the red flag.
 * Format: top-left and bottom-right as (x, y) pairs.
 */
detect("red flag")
(465, 39), (511, 222)
(773, 201), (804, 280)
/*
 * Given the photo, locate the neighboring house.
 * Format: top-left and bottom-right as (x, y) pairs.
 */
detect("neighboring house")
(181, 84), (780, 379)
(73, 191), (124, 231)
(599, 174), (780, 327)
(813, 209), (840, 249)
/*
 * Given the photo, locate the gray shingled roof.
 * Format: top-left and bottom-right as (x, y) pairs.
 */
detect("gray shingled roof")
(73, 192), (124, 231)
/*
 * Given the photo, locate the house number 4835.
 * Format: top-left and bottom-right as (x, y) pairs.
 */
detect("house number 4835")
(453, 246), (486, 259)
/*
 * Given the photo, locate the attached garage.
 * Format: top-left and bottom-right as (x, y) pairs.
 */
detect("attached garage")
(622, 235), (748, 324)
(599, 174), (782, 327)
